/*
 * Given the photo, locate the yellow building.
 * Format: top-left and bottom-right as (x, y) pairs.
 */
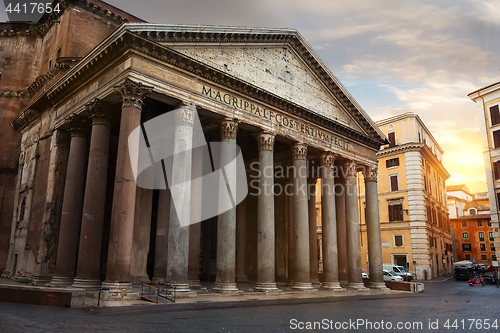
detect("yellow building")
(358, 112), (452, 280)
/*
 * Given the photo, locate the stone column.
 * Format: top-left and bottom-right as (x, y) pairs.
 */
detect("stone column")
(335, 172), (348, 287)
(363, 166), (387, 289)
(291, 143), (313, 291)
(130, 187), (153, 284)
(152, 188), (170, 283)
(166, 103), (196, 294)
(188, 142), (203, 288)
(73, 100), (111, 289)
(286, 182), (294, 286)
(103, 79), (152, 296)
(213, 118), (240, 293)
(50, 116), (89, 287)
(308, 178), (319, 284)
(255, 131), (279, 292)
(320, 153), (343, 291)
(344, 161), (367, 290)
(235, 199), (248, 281)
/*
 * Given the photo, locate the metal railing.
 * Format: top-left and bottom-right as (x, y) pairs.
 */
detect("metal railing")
(140, 282), (159, 303)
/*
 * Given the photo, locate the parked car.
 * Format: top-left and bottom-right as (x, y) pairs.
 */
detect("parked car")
(383, 270), (404, 282)
(383, 264), (413, 281)
(454, 265), (470, 280)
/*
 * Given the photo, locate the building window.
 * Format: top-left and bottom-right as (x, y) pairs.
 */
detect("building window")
(494, 161), (500, 180)
(480, 243), (486, 251)
(388, 132), (396, 147)
(463, 232), (468, 239)
(479, 232), (485, 241)
(49, 58), (53, 70)
(57, 47), (62, 59)
(462, 243), (471, 251)
(490, 232), (494, 241)
(482, 255), (487, 261)
(493, 255), (497, 261)
(386, 157), (399, 168)
(493, 130), (500, 149)
(488, 221), (492, 227)
(491, 243), (496, 251)
(461, 221), (467, 227)
(491, 105), (500, 126)
(477, 220), (482, 226)
(394, 234), (404, 247)
(388, 204), (403, 222)
(465, 254), (471, 260)
(390, 175), (399, 192)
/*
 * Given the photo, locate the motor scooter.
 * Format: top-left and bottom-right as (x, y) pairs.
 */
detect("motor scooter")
(468, 274), (485, 286)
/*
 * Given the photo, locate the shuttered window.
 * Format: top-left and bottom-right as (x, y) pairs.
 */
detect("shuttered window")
(386, 157), (400, 168)
(388, 204), (403, 222)
(493, 130), (500, 149)
(388, 132), (396, 147)
(491, 105), (500, 126)
(390, 175), (398, 191)
(494, 161), (500, 180)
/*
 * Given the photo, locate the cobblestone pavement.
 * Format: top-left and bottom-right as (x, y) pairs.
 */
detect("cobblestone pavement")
(1, 278), (499, 332)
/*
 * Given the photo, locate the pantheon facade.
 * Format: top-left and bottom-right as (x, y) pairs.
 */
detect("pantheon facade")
(3, 19), (388, 297)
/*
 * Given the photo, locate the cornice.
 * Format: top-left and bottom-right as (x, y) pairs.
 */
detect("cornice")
(376, 142), (425, 158)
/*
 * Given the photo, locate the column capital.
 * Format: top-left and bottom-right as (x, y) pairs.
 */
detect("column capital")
(362, 166), (378, 182)
(291, 143), (308, 160)
(64, 114), (90, 137)
(343, 160), (358, 178)
(114, 78), (153, 110)
(257, 131), (276, 151)
(220, 118), (240, 140)
(85, 98), (112, 127)
(320, 152), (337, 168)
(174, 103), (196, 125)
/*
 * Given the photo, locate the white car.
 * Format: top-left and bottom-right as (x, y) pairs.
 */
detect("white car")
(383, 270), (404, 282)
(362, 272), (369, 279)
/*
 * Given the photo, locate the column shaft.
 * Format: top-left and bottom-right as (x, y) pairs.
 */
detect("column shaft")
(130, 187), (153, 283)
(292, 143), (313, 290)
(344, 161), (366, 290)
(166, 104), (196, 293)
(104, 80), (152, 295)
(51, 118), (88, 287)
(255, 132), (278, 292)
(152, 189), (170, 283)
(188, 145), (203, 288)
(364, 167), (386, 289)
(320, 154), (343, 290)
(308, 180), (319, 284)
(236, 199), (248, 281)
(286, 183), (294, 286)
(73, 101), (111, 289)
(214, 119), (240, 293)
(335, 173), (348, 287)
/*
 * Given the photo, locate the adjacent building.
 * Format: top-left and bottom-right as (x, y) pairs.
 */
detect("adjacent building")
(359, 112), (452, 280)
(0, 0), (389, 297)
(468, 83), (500, 263)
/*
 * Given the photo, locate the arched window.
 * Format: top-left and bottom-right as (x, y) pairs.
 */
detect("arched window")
(469, 208), (477, 215)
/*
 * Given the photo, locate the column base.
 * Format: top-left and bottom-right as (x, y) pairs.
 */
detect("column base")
(131, 276), (150, 284)
(151, 277), (165, 284)
(339, 280), (348, 288)
(33, 274), (53, 286)
(292, 282), (314, 291)
(369, 282), (390, 291)
(166, 282), (191, 293)
(310, 278), (320, 284)
(49, 276), (74, 287)
(254, 282), (282, 293)
(188, 280), (202, 289)
(72, 278), (101, 290)
(347, 282), (369, 291)
(321, 282), (345, 291)
(286, 279), (294, 286)
(101, 282), (139, 301)
(236, 274), (249, 282)
(213, 282), (242, 294)
(1, 269), (11, 279)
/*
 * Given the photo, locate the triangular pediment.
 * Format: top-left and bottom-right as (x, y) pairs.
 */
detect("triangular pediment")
(166, 44), (364, 133)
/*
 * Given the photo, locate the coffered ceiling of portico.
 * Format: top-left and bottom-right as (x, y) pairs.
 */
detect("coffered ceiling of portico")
(165, 44), (364, 135)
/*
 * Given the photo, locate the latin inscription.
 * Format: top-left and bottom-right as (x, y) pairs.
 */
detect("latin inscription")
(202, 86), (350, 150)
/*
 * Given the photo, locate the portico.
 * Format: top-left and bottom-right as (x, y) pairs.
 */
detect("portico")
(6, 24), (388, 298)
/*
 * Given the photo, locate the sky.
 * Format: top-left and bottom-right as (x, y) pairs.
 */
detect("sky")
(2, 0), (498, 193)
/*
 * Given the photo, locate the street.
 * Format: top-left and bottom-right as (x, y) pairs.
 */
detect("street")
(1, 278), (500, 332)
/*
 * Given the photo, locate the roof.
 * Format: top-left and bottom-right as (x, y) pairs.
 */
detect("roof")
(446, 184), (471, 195)
(464, 201), (490, 211)
(450, 214), (491, 221)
